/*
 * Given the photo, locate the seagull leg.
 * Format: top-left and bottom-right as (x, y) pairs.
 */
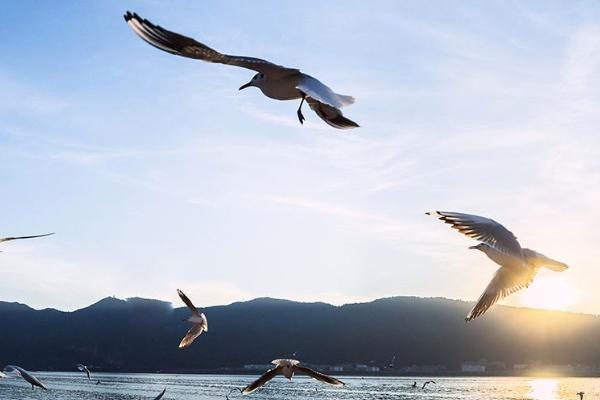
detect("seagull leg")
(297, 94), (306, 124)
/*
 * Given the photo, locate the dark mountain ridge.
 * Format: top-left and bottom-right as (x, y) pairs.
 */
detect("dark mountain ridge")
(1, 295), (599, 373)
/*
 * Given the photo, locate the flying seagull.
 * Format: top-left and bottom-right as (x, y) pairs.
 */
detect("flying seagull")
(427, 211), (569, 321)
(76, 364), (91, 380)
(241, 359), (344, 395)
(152, 388), (167, 400)
(123, 12), (359, 129)
(578, 392), (585, 400)
(422, 380), (436, 389)
(3, 365), (47, 390)
(177, 289), (208, 349)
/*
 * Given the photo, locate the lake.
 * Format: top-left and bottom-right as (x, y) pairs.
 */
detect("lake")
(0, 373), (598, 399)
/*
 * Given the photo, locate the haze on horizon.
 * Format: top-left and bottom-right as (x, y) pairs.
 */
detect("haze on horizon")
(1, 1), (599, 314)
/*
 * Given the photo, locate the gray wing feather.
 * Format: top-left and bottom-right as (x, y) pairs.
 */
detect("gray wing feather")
(0, 233), (54, 243)
(241, 366), (282, 395)
(306, 98), (359, 130)
(124, 12), (299, 79)
(177, 289), (201, 316)
(179, 323), (205, 349)
(295, 366), (345, 387)
(428, 211), (523, 258)
(153, 388), (167, 400)
(466, 266), (537, 321)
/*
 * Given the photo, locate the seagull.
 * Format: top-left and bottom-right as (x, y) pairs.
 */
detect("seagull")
(0, 232), (54, 251)
(76, 364), (91, 380)
(152, 388), (167, 400)
(0, 371), (5, 379)
(123, 12), (359, 129)
(241, 359), (344, 395)
(3, 365), (47, 390)
(427, 211), (569, 321)
(411, 381), (417, 388)
(177, 289), (208, 349)
(422, 380), (436, 389)
(578, 392), (585, 400)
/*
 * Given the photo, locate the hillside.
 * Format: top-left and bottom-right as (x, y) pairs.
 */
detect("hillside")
(0, 296), (599, 373)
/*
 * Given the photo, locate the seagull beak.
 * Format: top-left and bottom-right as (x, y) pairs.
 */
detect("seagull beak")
(468, 245), (478, 250)
(239, 81), (252, 90)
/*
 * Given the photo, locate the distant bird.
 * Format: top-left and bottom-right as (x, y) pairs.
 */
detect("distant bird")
(427, 211), (569, 321)
(388, 355), (396, 369)
(76, 364), (91, 380)
(177, 289), (208, 348)
(0, 371), (5, 379)
(96, 379), (101, 385)
(3, 365), (47, 390)
(153, 388), (166, 400)
(411, 381), (417, 388)
(123, 12), (359, 129)
(241, 359), (344, 395)
(0, 232), (54, 251)
(422, 380), (436, 389)
(578, 392), (585, 400)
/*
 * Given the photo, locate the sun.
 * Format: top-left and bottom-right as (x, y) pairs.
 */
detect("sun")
(516, 276), (578, 311)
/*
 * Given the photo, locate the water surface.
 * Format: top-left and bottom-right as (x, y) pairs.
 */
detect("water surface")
(1, 373), (598, 399)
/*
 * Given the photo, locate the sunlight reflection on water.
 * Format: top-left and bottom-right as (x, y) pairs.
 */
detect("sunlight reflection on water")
(0, 374), (598, 400)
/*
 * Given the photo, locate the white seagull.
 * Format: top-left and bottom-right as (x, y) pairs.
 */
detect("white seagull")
(241, 359), (345, 395)
(124, 12), (359, 129)
(0, 371), (5, 379)
(177, 289), (208, 349)
(427, 211), (569, 321)
(3, 365), (47, 390)
(76, 364), (91, 380)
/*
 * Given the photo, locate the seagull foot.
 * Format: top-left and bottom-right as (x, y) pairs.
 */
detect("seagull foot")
(297, 109), (305, 125)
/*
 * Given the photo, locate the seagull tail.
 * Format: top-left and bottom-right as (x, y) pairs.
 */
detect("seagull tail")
(336, 94), (355, 107)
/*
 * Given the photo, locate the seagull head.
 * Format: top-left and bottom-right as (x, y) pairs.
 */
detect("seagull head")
(239, 73), (266, 90)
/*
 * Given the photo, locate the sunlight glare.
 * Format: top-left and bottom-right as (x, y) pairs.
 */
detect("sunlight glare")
(518, 276), (578, 311)
(528, 379), (559, 400)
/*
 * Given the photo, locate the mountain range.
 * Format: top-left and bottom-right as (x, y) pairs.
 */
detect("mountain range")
(1, 296), (599, 373)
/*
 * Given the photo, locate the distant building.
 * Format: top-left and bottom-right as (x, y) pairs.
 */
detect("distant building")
(461, 361), (486, 373)
(402, 364), (447, 373)
(328, 365), (344, 372)
(513, 363), (529, 371)
(243, 364), (273, 371)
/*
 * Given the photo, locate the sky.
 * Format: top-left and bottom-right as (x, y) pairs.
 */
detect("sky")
(1, 1), (599, 313)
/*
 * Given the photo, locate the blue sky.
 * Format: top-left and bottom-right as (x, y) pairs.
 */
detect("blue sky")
(1, 1), (600, 313)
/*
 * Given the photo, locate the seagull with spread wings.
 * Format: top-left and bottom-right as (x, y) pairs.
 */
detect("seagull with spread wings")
(427, 211), (569, 321)
(123, 12), (358, 129)
(177, 289), (208, 349)
(422, 380), (436, 389)
(241, 359), (344, 395)
(76, 364), (92, 380)
(3, 365), (47, 390)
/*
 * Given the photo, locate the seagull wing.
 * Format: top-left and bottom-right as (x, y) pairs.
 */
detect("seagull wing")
(427, 211), (523, 259)
(0, 232), (54, 243)
(522, 248), (569, 271)
(297, 75), (355, 109)
(295, 366), (345, 387)
(124, 12), (299, 79)
(306, 98), (359, 130)
(241, 366), (282, 395)
(177, 289), (201, 317)
(153, 388), (167, 400)
(466, 266), (538, 321)
(178, 323), (205, 349)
